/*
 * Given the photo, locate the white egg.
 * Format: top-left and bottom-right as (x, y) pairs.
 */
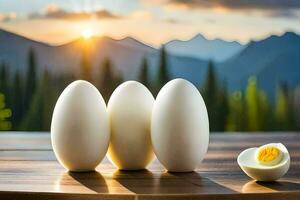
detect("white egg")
(151, 78), (209, 172)
(107, 81), (155, 170)
(51, 80), (110, 172)
(237, 143), (290, 181)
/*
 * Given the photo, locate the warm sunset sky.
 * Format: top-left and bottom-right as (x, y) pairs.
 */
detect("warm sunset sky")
(0, 0), (300, 46)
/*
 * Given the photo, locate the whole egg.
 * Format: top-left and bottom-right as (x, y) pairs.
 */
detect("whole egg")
(151, 78), (209, 172)
(51, 80), (110, 172)
(107, 81), (155, 170)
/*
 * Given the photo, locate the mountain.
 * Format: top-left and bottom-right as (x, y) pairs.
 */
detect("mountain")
(1, 28), (300, 100)
(0, 29), (53, 72)
(0, 29), (208, 86)
(165, 33), (244, 62)
(218, 32), (300, 100)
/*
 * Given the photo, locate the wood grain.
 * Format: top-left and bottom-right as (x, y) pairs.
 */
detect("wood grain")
(0, 132), (299, 199)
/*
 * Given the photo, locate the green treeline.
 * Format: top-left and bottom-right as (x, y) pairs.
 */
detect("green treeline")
(0, 46), (299, 132)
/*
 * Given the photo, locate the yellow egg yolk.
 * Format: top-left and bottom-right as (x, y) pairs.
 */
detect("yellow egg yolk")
(256, 146), (282, 166)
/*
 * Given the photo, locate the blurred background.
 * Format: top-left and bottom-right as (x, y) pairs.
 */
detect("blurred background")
(0, 0), (299, 132)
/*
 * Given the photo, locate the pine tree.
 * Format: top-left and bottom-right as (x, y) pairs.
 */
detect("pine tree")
(226, 91), (246, 131)
(275, 83), (291, 130)
(156, 45), (169, 92)
(98, 58), (118, 103)
(291, 87), (300, 131)
(24, 48), (37, 114)
(80, 46), (92, 81)
(21, 89), (44, 131)
(11, 71), (24, 130)
(245, 76), (270, 131)
(139, 57), (150, 88)
(202, 61), (217, 100)
(40, 71), (56, 130)
(202, 61), (229, 131)
(258, 90), (272, 131)
(202, 61), (217, 131)
(22, 71), (54, 131)
(216, 83), (229, 131)
(0, 93), (12, 130)
(245, 77), (260, 131)
(0, 63), (10, 101)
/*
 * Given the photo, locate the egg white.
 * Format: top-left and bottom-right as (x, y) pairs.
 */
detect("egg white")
(237, 143), (290, 181)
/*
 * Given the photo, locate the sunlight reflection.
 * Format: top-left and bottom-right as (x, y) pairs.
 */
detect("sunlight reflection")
(242, 180), (276, 193)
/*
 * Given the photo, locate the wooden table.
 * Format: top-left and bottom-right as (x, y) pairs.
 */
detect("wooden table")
(0, 132), (299, 200)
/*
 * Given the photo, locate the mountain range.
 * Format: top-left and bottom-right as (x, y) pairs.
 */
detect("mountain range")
(218, 32), (300, 99)
(0, 28), (210, 86)
(0, 28), (300, 100)
(165, 34), (244, 62)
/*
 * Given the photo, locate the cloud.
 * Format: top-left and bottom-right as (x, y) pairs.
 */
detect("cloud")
(29, 4), (121, 21)
(265, 9), (300, 19)
(168, 0), (300, 10)
(129, 10), (154, 20)
(0, 12), (17, 22)
(129, 9), (185, 24)
(149, 0), (300, 18)
(164, 18), (181, 24)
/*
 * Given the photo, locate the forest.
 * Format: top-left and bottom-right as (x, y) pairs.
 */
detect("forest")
(0, 46), (299, 132)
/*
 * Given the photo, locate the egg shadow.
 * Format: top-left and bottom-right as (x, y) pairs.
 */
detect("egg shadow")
(168, 171), (237, 194)
(113, 169), (236, 195)
(256, 181), (300, 191)
(67, 171), (108, 193)
(112, 169), (158, 194)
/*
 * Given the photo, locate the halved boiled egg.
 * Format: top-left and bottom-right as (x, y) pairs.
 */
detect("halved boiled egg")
(237, 143), (290, 181)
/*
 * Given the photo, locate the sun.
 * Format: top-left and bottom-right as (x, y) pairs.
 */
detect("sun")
(81, 29), (93, 39)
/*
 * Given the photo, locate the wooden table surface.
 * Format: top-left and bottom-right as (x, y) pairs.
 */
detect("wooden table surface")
(0, 132), (299, 200)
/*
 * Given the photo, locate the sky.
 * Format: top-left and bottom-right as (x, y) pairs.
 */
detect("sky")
(0, 0), (300, 46)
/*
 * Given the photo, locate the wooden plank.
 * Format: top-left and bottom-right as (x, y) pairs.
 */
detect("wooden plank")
(0, 132), (299, 200)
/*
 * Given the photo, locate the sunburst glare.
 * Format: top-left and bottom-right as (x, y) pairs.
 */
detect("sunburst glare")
(81, 29), (93, 39)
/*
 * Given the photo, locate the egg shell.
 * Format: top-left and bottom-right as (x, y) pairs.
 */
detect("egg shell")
(237, 144), (290, 181)
(151, 78), (209, 172)
(51, 80), (110, 172)
(107, 81), (155, 170)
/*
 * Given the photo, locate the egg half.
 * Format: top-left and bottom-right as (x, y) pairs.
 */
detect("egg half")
(237, 143), (290, 181)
